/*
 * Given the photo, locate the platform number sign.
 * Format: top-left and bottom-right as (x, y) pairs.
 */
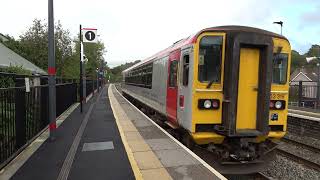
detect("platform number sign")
(82, 28), (98, 43)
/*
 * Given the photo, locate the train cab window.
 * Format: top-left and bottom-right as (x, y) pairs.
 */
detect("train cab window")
(198, 36), (222, 83)
(182, 55), (189, 86)
(169, 60), (178, 87)
(272, 53), (288, 84)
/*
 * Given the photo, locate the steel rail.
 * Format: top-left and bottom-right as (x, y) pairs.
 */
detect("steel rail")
(281, 137), (320, 154)
(276, 148), (320, 172)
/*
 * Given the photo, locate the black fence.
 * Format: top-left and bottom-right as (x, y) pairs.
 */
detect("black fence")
(85, 79), (102, 98)
(289, 81), (319, 109)
(86, 80), (94, 97)
(0, 72), (103, 169)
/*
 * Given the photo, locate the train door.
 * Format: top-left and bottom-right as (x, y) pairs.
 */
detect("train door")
(177, 48), (193, 130)
(236, 48), (260, 130)
(166, 50), (180, 124)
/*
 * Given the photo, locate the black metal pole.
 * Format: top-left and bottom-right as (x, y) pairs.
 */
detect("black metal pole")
(298, 81), (303, 107)
(80, 25), (83, 113)
(97, 68), (99, 92)
(48, 0), (56, 139)
(317, 63), (320, 108)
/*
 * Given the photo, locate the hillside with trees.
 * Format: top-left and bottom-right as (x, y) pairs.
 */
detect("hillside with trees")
(0, 19), (106, 79)
(108, 60), (141, 82)
(291, 44), (320, 73)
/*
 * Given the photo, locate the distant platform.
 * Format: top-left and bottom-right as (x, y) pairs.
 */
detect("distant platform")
(288, 106), (320, 122)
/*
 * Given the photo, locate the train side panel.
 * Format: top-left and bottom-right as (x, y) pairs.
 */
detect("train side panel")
(122, 56), (168, 116)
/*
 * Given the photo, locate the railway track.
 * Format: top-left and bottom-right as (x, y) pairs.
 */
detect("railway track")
(281, 137), (320, 154)
(276, 148), (320, 172)
(276, 136), (320, 172)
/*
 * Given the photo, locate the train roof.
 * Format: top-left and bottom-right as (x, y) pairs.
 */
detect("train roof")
(122, 25), (287, 73)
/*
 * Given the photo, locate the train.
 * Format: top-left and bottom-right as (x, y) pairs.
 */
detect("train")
(121, 26), (291, 173)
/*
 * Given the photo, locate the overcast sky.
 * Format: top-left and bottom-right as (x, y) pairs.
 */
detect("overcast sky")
(1, 0), (320, 67)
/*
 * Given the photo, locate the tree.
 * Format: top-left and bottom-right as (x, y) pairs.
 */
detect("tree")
(289, 45), (320, 74)
(291, 50), (306, 73)
(53, 21), (73, 76)
(303, 45), (320, 69)
(305, 45), (320, 57)
(18, 19), (73, 76)
(109, 60), (141, 82)
(71, 38), (106, 80)
(19, 19), (48, 69)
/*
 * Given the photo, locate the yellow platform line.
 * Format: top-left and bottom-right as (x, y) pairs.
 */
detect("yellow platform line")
(114, 85), (226, 180)
(108, 86), (143, 180)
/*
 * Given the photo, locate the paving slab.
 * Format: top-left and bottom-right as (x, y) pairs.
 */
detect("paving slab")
(133, 151), (163, 170)
(154, 149), (200, 167)
(141, 168), (173, 180)
(167, 165), (219, 180)
(146, 138), (181, 151)
(128, 140), (151, 152)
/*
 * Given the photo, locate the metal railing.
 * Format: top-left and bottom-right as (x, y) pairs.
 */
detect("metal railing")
(0, 72), (90, 169)
(85, 80), (102, 97)
(289, 81), (319, 109)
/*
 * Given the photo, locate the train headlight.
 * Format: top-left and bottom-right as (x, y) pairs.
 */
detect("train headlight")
(269, 100), (285, 110)
(204, 100), (212, 109)
(275, 101), (282, 109)
(198, 99), (220, 110)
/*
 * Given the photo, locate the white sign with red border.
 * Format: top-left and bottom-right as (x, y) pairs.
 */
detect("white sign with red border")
(82, 28), (98, 43)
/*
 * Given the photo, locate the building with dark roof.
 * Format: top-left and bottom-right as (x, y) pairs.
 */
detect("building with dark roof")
(290, 67), (318, 98)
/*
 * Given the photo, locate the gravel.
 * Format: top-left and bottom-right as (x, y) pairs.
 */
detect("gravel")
(277, 141), (320, 165)
(285, 132), (320, 150)
(263, 155), (320, 180)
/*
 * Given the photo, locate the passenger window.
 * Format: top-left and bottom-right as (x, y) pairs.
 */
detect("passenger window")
(198, 36), (222, 83)
(169, 60), (178, 87)
(124, 63), (153, 89)
(182, 55), (189, 86)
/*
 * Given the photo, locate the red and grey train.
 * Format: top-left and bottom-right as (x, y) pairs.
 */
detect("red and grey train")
(121, 26), (291, 172)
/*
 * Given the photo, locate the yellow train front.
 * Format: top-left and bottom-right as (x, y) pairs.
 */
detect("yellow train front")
(122, 26), (291, 173)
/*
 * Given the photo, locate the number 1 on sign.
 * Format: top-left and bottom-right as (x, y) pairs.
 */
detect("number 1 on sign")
(82, 29), (97, 43)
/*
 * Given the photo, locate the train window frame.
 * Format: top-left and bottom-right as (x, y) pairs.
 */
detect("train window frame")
(169, 60), (179, 87)
(124, 62), (153, 89)
(198, 36), (223, 84)
(272, 53), (288, 85)
(182, 54), (190, 86)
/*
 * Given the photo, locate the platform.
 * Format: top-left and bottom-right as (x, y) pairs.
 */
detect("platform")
(0, 84), (225, 180)
(109, 84), (224, 180)
(288, 107), (320, 121)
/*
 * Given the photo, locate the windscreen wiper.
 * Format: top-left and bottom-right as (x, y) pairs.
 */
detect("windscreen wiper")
(206, 79), (215, 89)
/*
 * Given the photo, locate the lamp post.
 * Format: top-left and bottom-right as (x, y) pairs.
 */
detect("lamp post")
(96, 68), (99, 92)
(82, 55), (88, 101)
(79, 25), (83, 113)
(48, 0), (56, 139)
(273, 21), (283, 35)
(306, 56), (320, 108)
